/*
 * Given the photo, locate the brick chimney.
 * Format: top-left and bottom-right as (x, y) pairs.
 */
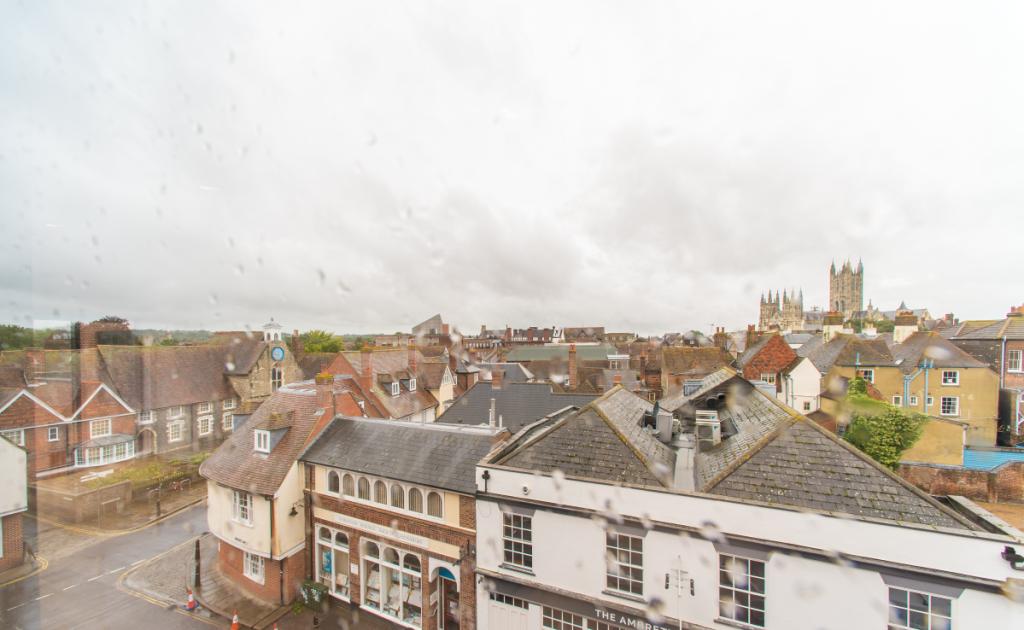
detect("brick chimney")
(612, 373), (622, 386)
(713, 327), (729, 350)
(822, 311), (845, 343)
(408, 339), (418, 376)
(492, 368), (504, 390)
(24, 347), (43, 383)
(361, 347), (374, 392)
(568, 344), (578, 390)
(291, 329), (303, 356)
(1009, 304), (1024, 317)
(315, 372), (335, 416)
(79, 347), (100, 383)
(745, 325), (758, 351)
(639, 348), (648, 384)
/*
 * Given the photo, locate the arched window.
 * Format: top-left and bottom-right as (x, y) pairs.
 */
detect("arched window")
(374, 480), (387, 504)
(334, 532), (348, 548)
(342, 474), (354, 496)
(408, 488), (423, 513)
(271, 366), (283, 391)
(403, 554), (420, 572)
(319, 527), (330, 541)
(357, 477), (370, 500)
(327, 471), (340, 494)
(383, 547), (400, 565)
(390, 484), (405, 509)
(427, 491), (443, 518)
(364, 541), (379, 558)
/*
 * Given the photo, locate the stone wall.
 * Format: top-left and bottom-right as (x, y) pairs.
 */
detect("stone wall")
(33, 480), (133, 523)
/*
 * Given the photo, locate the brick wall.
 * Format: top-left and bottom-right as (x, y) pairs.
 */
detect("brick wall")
(216, 540), (304, 604)
(898, 462), (1024, 503)
(0, 513), (25, 572)
(312, 492), (476, 629)
(0, 395), (68, 475)
(741, 336), (797, 392)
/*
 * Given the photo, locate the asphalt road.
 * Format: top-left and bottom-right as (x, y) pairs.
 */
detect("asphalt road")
(0, 503), (215, 630)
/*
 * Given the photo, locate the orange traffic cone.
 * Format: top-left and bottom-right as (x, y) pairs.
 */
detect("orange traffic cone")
(184, 586), (198, 611)
(230, 611), (240, 630)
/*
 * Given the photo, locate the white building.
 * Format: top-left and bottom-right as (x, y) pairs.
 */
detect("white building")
(778, 356), (821, 414)
(474, 375), (1024, 630)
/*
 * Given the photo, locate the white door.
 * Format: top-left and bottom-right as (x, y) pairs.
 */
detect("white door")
(487, 600), (529, 630)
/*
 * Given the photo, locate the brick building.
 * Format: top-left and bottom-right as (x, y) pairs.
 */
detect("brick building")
(951, 304), (1024, 440)
(300, 417), (503, 629)
(0, 435), (28, 574)
(736, 333), (798, 393)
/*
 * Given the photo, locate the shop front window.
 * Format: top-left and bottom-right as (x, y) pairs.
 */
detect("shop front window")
(317, 526), (350, 600)
(360, 539), (423, 627)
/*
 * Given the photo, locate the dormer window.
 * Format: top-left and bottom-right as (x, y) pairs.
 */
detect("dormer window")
(409, 378), (416, 392)
(391, 382), (400, 397)
(254, 429), (270, 453)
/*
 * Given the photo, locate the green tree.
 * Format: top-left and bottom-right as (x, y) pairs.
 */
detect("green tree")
(875, 320), (895, 333)
(0, 324), (35, 350)
(842, 377), (925, 469)
(301, 329), (343, 353)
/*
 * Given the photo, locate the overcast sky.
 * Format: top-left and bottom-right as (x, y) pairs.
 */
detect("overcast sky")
(2, 2), (1022, 336)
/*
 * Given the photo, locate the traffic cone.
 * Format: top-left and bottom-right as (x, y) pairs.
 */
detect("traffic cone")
(230, 611), (240, 630)
(184, 586), (198, 611)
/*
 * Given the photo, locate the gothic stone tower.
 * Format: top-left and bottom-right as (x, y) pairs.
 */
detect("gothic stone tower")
(829, 259), (864, 319)
(759, 289), (804, 331)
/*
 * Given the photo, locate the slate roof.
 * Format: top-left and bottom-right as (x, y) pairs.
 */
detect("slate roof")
(659, 367), (736, 412)
(301, 417), (497, 494)
(802, 335), (895, 374)
(661, 347), (733, 377)
(436, 382), (596, 431)
(297, 352), (338, 379)
(892, 332), (990, 373)
(708, 419), (977, 530)
(505, 344), (618, 362)
(497, 387), (672, 486)
(200, 385), (324, 496)
(476, 363), (532, 383)
(338, 348), (439, 419)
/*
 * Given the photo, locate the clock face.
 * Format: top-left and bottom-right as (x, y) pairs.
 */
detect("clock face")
(271, 346), (285, 362)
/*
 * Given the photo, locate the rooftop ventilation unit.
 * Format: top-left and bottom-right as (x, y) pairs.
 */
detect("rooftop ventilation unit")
(695, 410), (721, 450)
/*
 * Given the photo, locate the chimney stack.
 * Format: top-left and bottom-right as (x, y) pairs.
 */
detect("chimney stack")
(488, 398), (497, 427)
(292, 329), (303, 355)
(24, 347), (43, 383)
(361, 346), (374, 392)
(315, 372), (336, 417)
(745, 325), (757, 350)
(492, 368), (504, 390)
(568, 344), (578, 390)
(612, 373), (622, 386)
(408, 339), (418, 376)
(79, 347), (100, 383)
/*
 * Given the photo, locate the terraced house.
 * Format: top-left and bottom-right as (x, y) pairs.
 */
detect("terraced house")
(475, 374), (1024, 630)
(300, 417), (503, 629)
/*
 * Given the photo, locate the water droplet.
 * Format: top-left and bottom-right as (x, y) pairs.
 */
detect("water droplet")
(335, 281), (351, 295)
(208, 293), (219, 305)
(234, 264), (245, 276)
(698, 520), (726, 543)
(225, 361), (236, 371)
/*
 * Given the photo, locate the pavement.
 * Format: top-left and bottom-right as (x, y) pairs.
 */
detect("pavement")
(0, 500), (214, 629)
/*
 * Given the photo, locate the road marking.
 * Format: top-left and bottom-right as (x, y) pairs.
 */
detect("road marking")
(6, 602), (27, 611)
(34, 594), (52, 601)
(108, 566), (126, 574)
(87, 574), (105, 582)
(63, 583), (78, 591)
(130, 558), (147, 566)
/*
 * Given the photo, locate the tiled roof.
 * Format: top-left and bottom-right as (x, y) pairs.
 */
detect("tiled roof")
(498, 387), (671, 486)
(301, 417), (496, 494)
(892, 332), (990, 373)
(200, 385), (323, 496)
(661, 347), (733, 377)
(953, 316), (1024, 340)
(297, 352), (338, 379)
(659, 367), (736, 412)
(832, 337), (896, 367)
(97, 345), (237, 410)
(417, 361), (450, 389)
(437, 382), (596, 431)
(736, 335), (775, 368)
(708, 418), (976, 530)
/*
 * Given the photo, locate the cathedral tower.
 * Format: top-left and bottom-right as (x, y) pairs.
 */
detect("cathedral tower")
(829, 259), (864, 319)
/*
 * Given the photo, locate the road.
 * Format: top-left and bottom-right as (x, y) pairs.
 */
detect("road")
(0, 503), (214, 630)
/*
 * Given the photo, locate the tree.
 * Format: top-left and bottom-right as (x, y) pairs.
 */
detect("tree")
(842, 377), (925, 469)
(300, 329), (343, 353)
(875, 320), (895, 333)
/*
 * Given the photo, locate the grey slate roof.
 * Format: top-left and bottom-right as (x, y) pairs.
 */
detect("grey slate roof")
(505, 344), (618, 362)
(708, 420), (976, 530)
(300, 417), (496, 494)
(476, 362), (533, 383)
(659, 367), (736, 412)
(952, 315), (1024, 340)
(437, 382), (596, 431)
(498, 387), (672, 486)
(892, 332), (990, 373)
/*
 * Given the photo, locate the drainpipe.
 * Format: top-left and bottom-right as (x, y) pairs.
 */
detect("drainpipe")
(1000, 338), (1007, 388)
